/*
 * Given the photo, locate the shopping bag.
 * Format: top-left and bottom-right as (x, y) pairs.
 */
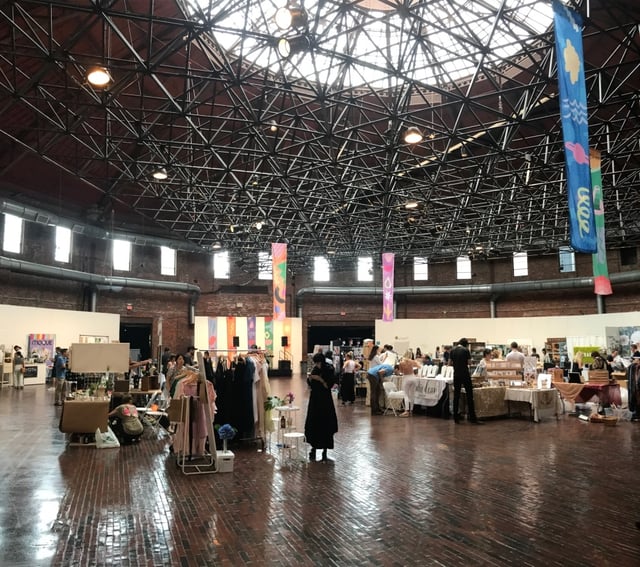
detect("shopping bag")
(95, 427), (120, 449)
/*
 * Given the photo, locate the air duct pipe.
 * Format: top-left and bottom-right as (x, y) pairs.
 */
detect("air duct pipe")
(0, 256), (200, 315)
(296, 271), (640, 314)
(0, 199), (206, 254)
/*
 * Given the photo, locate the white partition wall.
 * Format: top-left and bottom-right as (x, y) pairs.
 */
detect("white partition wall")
(375, 312), (640, 356)
(0, 304), (119, 352)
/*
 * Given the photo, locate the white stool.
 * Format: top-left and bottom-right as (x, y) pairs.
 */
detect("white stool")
(282, 432), (306, 466)
(268, 417), (281, 453)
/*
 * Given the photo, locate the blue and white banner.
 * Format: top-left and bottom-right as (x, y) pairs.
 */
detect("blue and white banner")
(553, 0), (596, 253)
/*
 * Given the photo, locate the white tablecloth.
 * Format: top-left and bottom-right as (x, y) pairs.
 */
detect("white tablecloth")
(504, 388), (560, 422)
(413, 377), (451, 407)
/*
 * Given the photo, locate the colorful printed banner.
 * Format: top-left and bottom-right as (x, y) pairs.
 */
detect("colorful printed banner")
(553, 1), (596, 253)
(247, 316), (256, 348)
(264, 317), (273, 353)
(590, 149), (612, 295)
(382, 252), (394, 322)
(208, 317), (217, 351)
(272, 243), (287, 321)
(227, 316), (236, 355)
(28, 333), (55, 363)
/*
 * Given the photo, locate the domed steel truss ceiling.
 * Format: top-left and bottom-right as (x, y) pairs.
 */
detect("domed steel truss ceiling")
(0, 0), (639, 274)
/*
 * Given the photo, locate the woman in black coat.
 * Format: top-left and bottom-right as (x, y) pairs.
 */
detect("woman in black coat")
(305, 352), (338, 462)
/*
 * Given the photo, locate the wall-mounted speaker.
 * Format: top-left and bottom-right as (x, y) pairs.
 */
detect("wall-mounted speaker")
(233, 336), (240, 347)
(281, 336), (288, 347)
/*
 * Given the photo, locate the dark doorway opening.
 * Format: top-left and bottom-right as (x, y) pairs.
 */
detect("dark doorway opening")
(119, 323), (152, 361)
(307, 326), (374, 353)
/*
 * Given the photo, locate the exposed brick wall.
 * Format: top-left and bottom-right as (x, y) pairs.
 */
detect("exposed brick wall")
(1, 220), (639, 355)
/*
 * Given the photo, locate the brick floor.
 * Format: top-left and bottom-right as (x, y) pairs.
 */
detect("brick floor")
(1, 380), (639, 566)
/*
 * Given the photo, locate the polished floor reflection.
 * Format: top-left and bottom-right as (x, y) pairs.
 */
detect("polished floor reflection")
(1, 379), (639, 566)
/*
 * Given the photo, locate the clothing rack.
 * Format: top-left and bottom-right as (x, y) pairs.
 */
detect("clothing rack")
(210, 350), (268, 452)
(173, 352), (217, 475)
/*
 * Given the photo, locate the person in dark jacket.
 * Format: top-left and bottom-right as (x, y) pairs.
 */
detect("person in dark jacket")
(305, 352), (338, 462)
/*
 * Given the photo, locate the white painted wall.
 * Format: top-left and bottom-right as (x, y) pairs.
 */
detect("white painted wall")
(0, 304), (120, 352)
(375, 311), (640, 356)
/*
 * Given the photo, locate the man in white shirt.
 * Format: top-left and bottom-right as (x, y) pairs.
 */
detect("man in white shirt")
(505, 342), (525, 365)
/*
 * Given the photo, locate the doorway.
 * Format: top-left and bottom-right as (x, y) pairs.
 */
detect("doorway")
(307, 325), (374, 353)
(119, 322), (152, 362)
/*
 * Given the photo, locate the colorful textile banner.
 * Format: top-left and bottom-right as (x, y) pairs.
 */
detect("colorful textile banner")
(382, 252), (395, 322)
(590, 149), (612, 295)
(227, 316), (236, 354)
(247, 316), (256, 348)
(272, 243), (287, 321)
(264, 317), (273, 354)
(553, 1), (596, 253)
(207, 317), (217, 351)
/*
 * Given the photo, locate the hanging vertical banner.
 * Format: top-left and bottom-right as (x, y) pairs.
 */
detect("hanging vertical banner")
(590, 149), (612, 296)
(226, 316), (236, 354)
(553, 0), (596, 253)
(208, 317), (217, 351)
(264, 317), (273, 354)
(382, 252), (395, 322)
(272, 243), (287, 321)
(247, 316), (256, 348)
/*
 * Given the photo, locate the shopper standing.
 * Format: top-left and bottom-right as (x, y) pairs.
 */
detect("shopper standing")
(54, 348), (68, 406)
(12, 345), (25, 389)
(451, 338), (483, 425)
(305, 352), (338, 462)
(340, 351), (360, 405)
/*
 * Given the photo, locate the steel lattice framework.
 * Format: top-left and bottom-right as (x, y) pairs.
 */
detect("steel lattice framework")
(0, 0), (638, 274)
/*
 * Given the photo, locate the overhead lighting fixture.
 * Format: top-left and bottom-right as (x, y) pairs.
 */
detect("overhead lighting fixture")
(277, 35), (310, 58)
(211, 241), (222, 250)
(152, 166), (168, 180)
(405, 200), (419, 209)
(86, 66), (112, 87)
(270, 120), (278, 132)
(275, 6), (308, 30)
(255, 221), (263, 230)
(403, 126), (423, 144)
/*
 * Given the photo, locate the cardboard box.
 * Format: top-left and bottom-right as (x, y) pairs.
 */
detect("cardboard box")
(216, 450), (235, 473)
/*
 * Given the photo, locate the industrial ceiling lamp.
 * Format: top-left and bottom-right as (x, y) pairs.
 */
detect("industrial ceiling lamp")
(152, 166), (168, 180)
(86, 66), (112, 87)
(275, 5), (308, 30)
(403, 126), (423, 144)
(277, 34), (310, 58)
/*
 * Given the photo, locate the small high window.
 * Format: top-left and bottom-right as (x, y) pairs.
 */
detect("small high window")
(413, 256), (429, 281)
(54, 226), (72, 263)
(513, 252), (528, 277)
(113, 239), (131, 272)
(213, 250), (230, 279)
(559, 246), (576, 273)
(357, 256), (373, 282)
(160, 246), (176, 276)
(456, 256), (472, 279)
(314, 256), (330, 282)
(2, 213), (23, 254)
(258, 251), (272, 280)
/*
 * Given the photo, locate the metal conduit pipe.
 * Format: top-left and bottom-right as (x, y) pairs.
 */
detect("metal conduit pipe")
(0, 256), (201, 312)
(296, 270), (640, 310)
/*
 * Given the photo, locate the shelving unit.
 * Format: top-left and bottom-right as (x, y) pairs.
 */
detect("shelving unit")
(1, 352), (12, 388)
(545, 337), (567, 366)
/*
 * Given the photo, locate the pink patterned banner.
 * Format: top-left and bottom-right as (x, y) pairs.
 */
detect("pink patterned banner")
(382, 252), (394, 322)
(272, 243), (287, 321)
